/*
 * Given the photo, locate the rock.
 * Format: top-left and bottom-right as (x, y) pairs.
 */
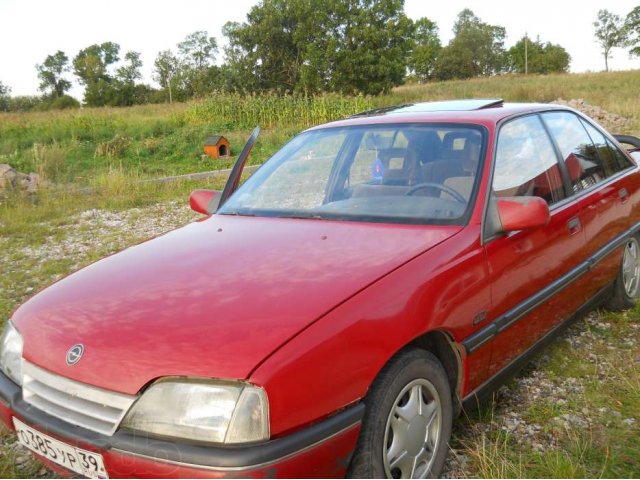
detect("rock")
(27, 173), (41, 194)
(0, 164), (48, 193)
(623, 418), (636, 427)
(0, 164), (17, 188)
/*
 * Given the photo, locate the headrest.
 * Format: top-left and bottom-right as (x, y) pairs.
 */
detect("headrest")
(378, 148), (419, 186)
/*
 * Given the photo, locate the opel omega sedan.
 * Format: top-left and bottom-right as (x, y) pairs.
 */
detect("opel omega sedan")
(1, 99), (640, 479)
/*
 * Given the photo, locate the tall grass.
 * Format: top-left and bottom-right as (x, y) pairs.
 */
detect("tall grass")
(184, 93), (373, 128)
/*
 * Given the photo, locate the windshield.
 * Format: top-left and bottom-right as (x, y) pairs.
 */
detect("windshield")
(219, 124), (485, 225)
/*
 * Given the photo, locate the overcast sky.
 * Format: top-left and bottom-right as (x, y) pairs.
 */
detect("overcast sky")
(0, 0), (639, 99)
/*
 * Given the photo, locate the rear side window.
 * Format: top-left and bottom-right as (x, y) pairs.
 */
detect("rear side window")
(542, 111), (605, 192)
(579, 119), (623, 176)
(607, 138), (635, 170)
(493, 115), (565, 205)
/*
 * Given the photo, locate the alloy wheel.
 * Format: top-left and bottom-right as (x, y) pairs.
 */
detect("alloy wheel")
(382, 379), (442, 479)
(622, 238), (640, 297)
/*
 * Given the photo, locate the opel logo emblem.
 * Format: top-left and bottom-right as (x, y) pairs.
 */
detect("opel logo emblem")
(66, 344), (84, 366)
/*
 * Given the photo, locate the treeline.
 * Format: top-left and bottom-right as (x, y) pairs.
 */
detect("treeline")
(1, 1), (639, 113)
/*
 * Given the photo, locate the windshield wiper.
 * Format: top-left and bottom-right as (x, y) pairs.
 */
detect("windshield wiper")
(218, 210), (256, 217)
(280, 213), (324, 220)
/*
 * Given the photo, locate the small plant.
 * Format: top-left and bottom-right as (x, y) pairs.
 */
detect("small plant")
(94, 134), (132, 158)
(31, 141), (66, 181)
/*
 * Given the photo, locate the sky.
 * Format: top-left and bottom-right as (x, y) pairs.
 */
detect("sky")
(0, 0), (638, 99)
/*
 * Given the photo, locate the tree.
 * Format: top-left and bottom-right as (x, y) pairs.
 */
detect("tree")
(73, 42), (120, 106)
(36, 51), (72, 98)
(433, 9), (508, 80)
(223, 0), (413, 96)
(508, 36), (571, 74)
(593, 9), (627, 71)
(112, 51), (143, 106)
(409, 17), (441, 82)
(0, 81), (11, 112)
(178, 31), (218, 70)
(625, 6), (640, 57)
(328, 0), (414, 95)
(176, 31), (220, 97)
(153, 50), (180, 103)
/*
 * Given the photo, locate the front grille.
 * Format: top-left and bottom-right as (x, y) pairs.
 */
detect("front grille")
(22, 361), (137, 436)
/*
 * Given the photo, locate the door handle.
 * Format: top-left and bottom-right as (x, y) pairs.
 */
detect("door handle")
(567, 217), (582, 235)
(619, 188), (629, 203)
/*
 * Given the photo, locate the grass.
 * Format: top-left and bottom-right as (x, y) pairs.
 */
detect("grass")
(1, 70), (639, 187)
(454, 307), (640, 478)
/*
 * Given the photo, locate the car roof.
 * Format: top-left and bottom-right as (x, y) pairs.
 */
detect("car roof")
(307, 99), (568, 131)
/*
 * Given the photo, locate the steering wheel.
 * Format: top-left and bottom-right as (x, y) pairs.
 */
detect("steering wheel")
(404, 182), (467, 203)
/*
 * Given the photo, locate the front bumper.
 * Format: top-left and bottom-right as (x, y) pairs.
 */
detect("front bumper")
(0, 372), (363, 478)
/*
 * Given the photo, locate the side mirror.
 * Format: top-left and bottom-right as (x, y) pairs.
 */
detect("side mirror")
(497, 196), (550, 232)
(189, 189), (220, 215)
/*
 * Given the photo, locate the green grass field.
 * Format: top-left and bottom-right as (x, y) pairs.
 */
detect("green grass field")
(1, 70), (640, 478)
(1, 70), (638, 187)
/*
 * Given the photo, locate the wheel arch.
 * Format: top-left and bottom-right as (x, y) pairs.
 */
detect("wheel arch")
(405, 330), (464, 412)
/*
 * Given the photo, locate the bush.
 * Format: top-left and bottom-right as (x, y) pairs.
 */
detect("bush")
(48, 95), (80, 110)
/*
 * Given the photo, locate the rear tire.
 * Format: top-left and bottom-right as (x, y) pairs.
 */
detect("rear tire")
(606, 235), (640, 311)
(347, 349), (452, 479)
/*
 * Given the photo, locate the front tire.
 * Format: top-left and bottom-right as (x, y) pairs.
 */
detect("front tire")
(347, 349), (452, 479)
(606, 235), (640, 311)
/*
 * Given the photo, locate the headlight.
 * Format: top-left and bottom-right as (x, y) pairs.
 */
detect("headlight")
(0, 321), (23, 386)
(121, 379), (269, 444)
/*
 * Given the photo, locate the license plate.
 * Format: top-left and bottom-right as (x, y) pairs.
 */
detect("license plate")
(13, 418), (109, 478)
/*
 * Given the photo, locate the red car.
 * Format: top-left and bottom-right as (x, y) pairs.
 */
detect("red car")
(1, 100), (640, 479)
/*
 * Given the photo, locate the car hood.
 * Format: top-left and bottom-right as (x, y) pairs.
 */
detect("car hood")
(14, 215), (460, 394)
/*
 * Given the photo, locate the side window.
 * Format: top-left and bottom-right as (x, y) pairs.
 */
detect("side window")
(542, 111), (605, 192)
(493, 115), (566, 205)
(607, 139), (635, 170)
(579, 118), (620, 176)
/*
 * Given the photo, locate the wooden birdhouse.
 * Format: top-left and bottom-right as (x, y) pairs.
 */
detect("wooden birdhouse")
(204, 136), (231, 159)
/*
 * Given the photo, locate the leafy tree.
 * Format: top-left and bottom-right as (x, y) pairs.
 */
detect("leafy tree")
(433, 9), (507, 80)
(116, 51), (142, 84)
(508, 36), (571, 74)
(223, 0), (314, 93)
(223, 0), (413, 95)
(176, 31), (220, 97)
(0, 81), (11, 112)
(178, 31), (218, 70)
(73, 42), (120, 106)
(409, 17), (441, 82)
(593, 9), (627, 71)
(112, 51), (144, 106)
(625, 6), (640, 57)
(153, 49), (180, 103)
(36, 51), (72, 98)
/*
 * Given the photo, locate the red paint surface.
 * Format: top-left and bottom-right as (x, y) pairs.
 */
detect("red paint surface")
(13, 216), (459, 394)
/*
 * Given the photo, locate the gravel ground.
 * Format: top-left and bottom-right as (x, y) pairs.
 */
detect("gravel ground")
(1, 201), (638, 478)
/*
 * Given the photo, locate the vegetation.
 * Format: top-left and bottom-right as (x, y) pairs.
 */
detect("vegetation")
(508, 37), (571, 74)
(23, 1), (640, 111)
(626, 6), (640, 57)
(593, 9), (628, 72)
(1, 70), (639, 189)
